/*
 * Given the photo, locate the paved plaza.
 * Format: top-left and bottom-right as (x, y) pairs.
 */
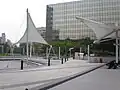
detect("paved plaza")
(49, 68), (120, 90)
(0, 59), (104, 90)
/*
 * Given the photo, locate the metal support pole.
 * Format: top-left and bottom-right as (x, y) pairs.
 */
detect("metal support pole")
(58, 47), (60, 59)
(30, 42), (32, 58)
(70, 49), (71, 57)
(65, 58), (66, 62)
(80, 47), (82, 53)
(116, 31), (119, 63)
(47, 45), (52, 59)
(67, 57), (68, 61)
(118, 40), (120, 60)
(23, 47), (25, 55)
(32, 44), (35, 55)
(69, 48), (73, 58)
(26, 9), (29, 61)
(115, 22), (119, 64)
(88, 45), (90, 62)
(46, 47), (48, 59)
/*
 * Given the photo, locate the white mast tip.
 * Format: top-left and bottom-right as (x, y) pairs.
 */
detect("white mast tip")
(26, 8), (28, 12)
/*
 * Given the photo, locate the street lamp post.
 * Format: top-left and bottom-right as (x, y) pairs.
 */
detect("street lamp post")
(69, 48), (74, 57)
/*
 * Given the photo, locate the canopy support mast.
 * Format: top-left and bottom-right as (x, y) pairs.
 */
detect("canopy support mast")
(116, 30), (119, 63)
(26, 9), (29, 61)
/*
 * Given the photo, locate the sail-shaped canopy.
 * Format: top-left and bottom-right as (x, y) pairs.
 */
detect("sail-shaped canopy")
(16, 11), (48, 45)
(76, 17), (120, 63)
(76, 16), (120, 41)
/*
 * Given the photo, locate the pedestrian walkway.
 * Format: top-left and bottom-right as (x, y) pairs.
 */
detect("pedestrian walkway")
(0, 59), (104, 90)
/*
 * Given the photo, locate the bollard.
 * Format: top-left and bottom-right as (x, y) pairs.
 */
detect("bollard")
(21, 60), (23, 70)
(48, 58), (51, 66)
(61, 58), (63, 64)
(65, 58), (66, 62)
(100, 58), (103, 63)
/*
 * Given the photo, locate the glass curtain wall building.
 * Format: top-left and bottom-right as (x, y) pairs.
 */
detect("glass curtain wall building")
(46, 0), (120, 41)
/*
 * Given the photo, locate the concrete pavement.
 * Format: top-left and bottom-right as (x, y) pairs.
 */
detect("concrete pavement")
(0, 59), (104, 90)
(49, 68), (120, 90)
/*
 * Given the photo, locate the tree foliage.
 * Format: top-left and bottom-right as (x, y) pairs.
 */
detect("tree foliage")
(17, 38), (115, 56)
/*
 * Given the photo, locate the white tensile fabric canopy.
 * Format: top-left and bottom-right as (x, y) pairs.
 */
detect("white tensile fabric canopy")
(76, 16), (120, 41)
(76, 16), (120, 63)
(16, 12), (48, 45)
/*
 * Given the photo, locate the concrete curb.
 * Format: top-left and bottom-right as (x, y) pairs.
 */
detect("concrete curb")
(29, 63), (106, 90)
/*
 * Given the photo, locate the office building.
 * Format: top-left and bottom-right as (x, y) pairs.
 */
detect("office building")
(37, 27), (59, 41)
(0, 37), (2, 44)
(1, 33), (6, 44)
(7, 39), (12, 46)
(37, 27), (46, 39)
(46, 0), (120, 41)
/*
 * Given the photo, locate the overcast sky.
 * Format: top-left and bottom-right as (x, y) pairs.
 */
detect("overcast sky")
(0, 0), (78, 43)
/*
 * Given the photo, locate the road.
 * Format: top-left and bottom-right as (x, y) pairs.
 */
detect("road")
(49, 68), (120, 90)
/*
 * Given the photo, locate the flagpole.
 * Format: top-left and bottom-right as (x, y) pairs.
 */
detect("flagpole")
(26, 8), (29, 61)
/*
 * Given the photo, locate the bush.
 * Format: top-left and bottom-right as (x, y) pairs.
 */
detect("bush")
(0, 53), (9, 56)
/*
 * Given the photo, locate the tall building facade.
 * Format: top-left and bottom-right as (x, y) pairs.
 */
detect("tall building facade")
(7, 39), (12, 46)
(0, 37), (2, 43)
(37, 27), (59, 41)
(37, 27), (46, 39)
(46, 0), (120, 41)
(0, 33), (6, 44)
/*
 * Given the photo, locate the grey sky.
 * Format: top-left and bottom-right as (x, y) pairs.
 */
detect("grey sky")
(0, 0), (77, 43)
